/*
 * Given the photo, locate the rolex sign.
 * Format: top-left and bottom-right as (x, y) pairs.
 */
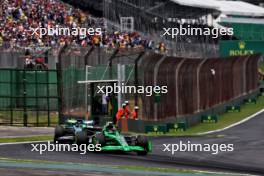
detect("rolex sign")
(219, 40), (264, 57)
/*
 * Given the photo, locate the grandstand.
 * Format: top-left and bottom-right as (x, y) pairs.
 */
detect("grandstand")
(2, 0), (264, 57)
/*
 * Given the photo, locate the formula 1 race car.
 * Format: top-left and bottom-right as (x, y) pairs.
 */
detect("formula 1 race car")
(54, 119), (101, 143)
(76, 122), (152, 155)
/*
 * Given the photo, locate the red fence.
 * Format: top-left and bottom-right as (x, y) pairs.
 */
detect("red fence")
(139, 54), (260, 121)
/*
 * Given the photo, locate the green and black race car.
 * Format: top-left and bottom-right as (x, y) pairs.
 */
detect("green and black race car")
(76, 122), (152, 155)
(54, 118), (102, 143)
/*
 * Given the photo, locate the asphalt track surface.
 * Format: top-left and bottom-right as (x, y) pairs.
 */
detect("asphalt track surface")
(0, 111), (264, 175)
(0, 168), (126, 176)
(0, 126), (53, 137)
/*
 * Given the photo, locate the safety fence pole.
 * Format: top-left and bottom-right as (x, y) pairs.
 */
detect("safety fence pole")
(46, 70), (50, 126)
(35, 70), (39, 126)
(23, 69), (28, 126)
(57, 45), (68, 124)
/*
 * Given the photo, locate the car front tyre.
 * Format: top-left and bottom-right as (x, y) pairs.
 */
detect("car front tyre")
(54, 125), (64, 143)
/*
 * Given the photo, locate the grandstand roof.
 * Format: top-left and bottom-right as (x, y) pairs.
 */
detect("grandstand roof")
(170, 0), (264, 17)
(218, 1), (264, 17)
(170, 0), (219, 10)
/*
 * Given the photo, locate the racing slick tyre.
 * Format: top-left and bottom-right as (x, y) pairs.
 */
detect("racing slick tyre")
(54, 125), (65, 143)
(94, 133), (106, 146)
(75, 131), (88, 145)
(136, 135), (148, 156)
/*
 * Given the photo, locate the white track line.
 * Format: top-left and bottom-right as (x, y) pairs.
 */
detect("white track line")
(0, 141), (49, 146)
(198, 109), (264, 135)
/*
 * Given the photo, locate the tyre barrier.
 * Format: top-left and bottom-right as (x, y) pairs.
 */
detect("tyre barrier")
(167, 122), (188, 132)
(145, 121), (188, 134)
(201, 115), (219, 123)
(226, 105), (241, 112)
(145, 125), (167, 134)
(244, 98), (257, 104)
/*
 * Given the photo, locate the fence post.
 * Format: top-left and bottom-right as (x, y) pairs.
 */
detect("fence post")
(10, 69), (13, 125)
(108, 49), (119, 80)
(134, 51), (145, 106)
(175, 59), (186, 116)
(46, 70), (50, 126)
(196, 59), (207, 112)
(243, 56), (250, 94)
(23, 69), (28, 127)
(84, 47), (95, 118)
(57, 45), (68, 124)
(84, 47), (94, 65)
(153, 55), (166, 121)
(35, 70), (39, 126)
(108, 49), (119, 122)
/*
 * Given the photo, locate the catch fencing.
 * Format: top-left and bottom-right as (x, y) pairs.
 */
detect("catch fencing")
(139, 54), (260, 121)
(58, 45), (141, 122)
(0, 46), (62, 126)
(57, 45), (260, 124)
(0, 69), (59, 126)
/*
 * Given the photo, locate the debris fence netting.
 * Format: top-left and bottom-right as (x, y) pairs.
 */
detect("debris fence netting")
(58, 45), (260, 121)
(139, 54), (260, 121)
(60, 46), (87, 118)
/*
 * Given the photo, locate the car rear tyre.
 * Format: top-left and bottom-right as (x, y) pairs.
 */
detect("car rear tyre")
(54, 125), (64, 142)
(76, 131), (88, 145)
(136, 135), (148, 156)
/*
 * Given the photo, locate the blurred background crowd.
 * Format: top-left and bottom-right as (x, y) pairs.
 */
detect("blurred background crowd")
(0, 0), (167, 52)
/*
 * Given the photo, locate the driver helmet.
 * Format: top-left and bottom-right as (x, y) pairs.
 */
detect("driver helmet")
(106, 122), (116, 132)
(75, 119), (83, 127)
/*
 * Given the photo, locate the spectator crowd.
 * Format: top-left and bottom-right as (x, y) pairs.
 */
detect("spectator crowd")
(0, 0), (167, 52)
